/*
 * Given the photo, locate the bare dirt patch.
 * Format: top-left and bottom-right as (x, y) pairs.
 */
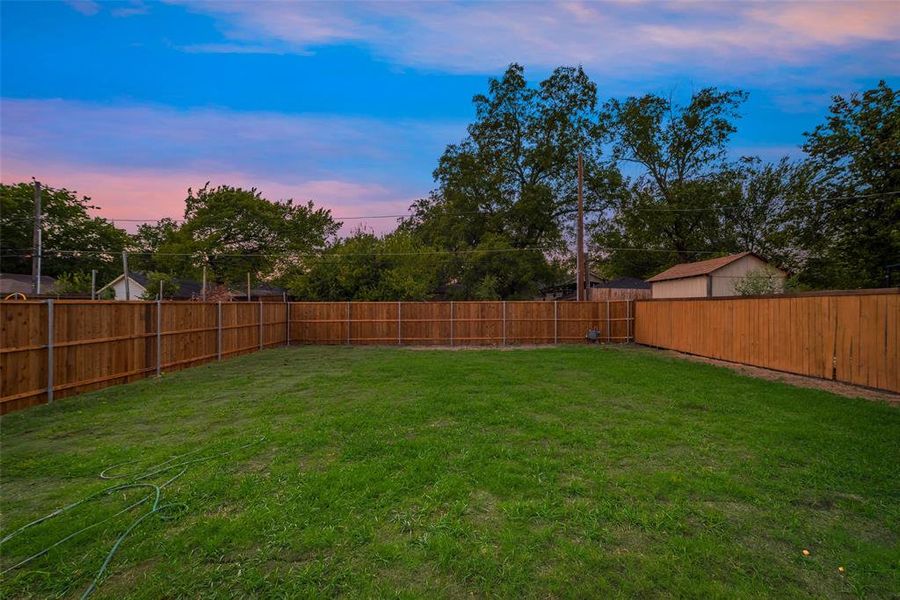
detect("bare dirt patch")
(650, 348), (899, 404)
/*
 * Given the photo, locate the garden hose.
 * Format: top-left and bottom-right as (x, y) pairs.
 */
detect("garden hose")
(0, 435), (266, 599)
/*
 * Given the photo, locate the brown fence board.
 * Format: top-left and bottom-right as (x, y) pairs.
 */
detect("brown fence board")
(635, 291), (898, 393)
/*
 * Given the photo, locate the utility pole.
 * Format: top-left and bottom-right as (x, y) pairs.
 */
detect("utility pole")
(32, 181), (42, 295)
(122, 251), (130, 300)
(576, 153), (585, 302)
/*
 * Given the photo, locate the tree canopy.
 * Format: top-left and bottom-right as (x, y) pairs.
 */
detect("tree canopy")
(0, 183), (128, 281)
(2, 72), (895, 298)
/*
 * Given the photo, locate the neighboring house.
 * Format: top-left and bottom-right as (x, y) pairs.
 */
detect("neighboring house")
(0, 273), (56, 297)
(99, 272), (204, 300)
(647, 252), (786, 299)
(538, 272), (607, 301)
(589, 277), (651, 301)
(232, 283), (288, 302)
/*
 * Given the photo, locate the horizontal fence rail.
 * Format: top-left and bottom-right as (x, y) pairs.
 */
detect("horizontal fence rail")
(290, 301), (632, 346)
(634, 290), (899, 394)
(0, 300), (633, 413)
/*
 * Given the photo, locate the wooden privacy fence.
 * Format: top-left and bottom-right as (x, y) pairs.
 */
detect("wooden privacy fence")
(634, 290), (899, 393)
(1, 300), (632, 413)
(291, 301), (632, 345)
(1, 301), (291, 414)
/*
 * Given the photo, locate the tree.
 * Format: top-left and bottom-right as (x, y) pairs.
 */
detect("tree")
(796, 81), (899, 288)
(0, 183), (129, 280)
(733, 267), (784, 296)
(403, 64), (611, 297)
(138, 272), (177, 300)
(148, 184), (340, 285)
(591, 88), (750, 278)
(287, 228), (442, 301)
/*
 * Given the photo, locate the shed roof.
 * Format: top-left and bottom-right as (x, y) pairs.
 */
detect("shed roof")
(646, 252), (760, 283)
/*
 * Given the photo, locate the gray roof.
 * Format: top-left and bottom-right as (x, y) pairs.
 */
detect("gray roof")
(598, 277), (650, 290)
(0, 273), (57, 295)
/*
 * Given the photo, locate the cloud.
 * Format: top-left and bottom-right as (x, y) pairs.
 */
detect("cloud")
(168, 0), (900, 76)
(0, 99), (461, 234)
(64, 0), (100, 16)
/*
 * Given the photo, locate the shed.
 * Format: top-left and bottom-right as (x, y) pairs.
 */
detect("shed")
(647, 252), (786, 299)
(99, 272), (204, 300)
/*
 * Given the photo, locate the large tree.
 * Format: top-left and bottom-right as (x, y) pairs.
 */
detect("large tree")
(403, 64), (612, 297)
(795, 80), (899, 288)
(591, 88), (752, 279)
(0, 182), (129, 281)
(144, 184), (340, 285)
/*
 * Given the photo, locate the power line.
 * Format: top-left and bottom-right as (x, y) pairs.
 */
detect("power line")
(1, 246), (735, 260)
(2, 190), (897, 225)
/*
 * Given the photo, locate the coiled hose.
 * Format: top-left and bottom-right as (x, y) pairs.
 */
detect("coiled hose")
(1, 436), (266, 598)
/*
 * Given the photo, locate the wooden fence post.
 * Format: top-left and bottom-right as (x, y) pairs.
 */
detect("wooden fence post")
(502, 301), (507, 346)
(258, 300), (263, 350)
(46, 299), (54, 403)
(450, 301), (454, 347)
(554, 301), (558, 344)
(217, 302), (222, 361)
(156, 300), (162, 377)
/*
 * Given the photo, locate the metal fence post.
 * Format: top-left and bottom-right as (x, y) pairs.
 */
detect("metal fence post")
(450, 301), (454, 347)
(554, 301), (558, 344)
(285, 301), (290, 346)
(217, 302), (222, 361)
(46, 299), (54, 403)
(502, 300), (507, 346)
(346, 301), (351, 345)
(397, 301), (402, 345)
(156, 300), (162, 377)
(258, 300), (263, 350)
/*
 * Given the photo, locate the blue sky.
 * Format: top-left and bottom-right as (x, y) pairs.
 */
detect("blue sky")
(1, 0), (897, 232)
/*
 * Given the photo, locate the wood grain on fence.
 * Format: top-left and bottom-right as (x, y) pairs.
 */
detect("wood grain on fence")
(0, 300), (290, 414)
(290, 301), (632, 346)
(634, 290), (898, 393)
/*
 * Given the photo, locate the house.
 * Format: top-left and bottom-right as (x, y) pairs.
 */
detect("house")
(647, 252), (786, 299)
(589, 276), (651, 301)
(1, 273), (57, 297)
(99, 272), (204, 300)
(538, 272), (607, 301)
(232, 283), (288, 302)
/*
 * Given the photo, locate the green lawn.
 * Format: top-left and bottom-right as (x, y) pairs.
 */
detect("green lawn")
(1, 346), (898, 598)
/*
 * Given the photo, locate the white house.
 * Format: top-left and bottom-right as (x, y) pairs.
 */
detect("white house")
(647, 252), (787, 299)
(98, 274), (149, 300)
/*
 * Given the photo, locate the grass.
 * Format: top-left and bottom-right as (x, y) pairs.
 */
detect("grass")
(1, 345), (898, 599)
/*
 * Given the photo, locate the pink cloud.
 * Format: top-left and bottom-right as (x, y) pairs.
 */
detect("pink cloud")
(170, 0), (900, 75)
(1, 158), (415, 236)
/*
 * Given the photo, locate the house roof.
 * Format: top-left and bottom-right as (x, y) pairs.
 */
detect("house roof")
(0, 273), (57, 295)
(100, 272), (204, 298)
(646, 252), (760, 283)
(597, 276), (650, 290)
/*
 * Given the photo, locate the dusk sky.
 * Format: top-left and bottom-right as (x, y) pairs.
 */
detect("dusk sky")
(2, 0), (898, 233)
